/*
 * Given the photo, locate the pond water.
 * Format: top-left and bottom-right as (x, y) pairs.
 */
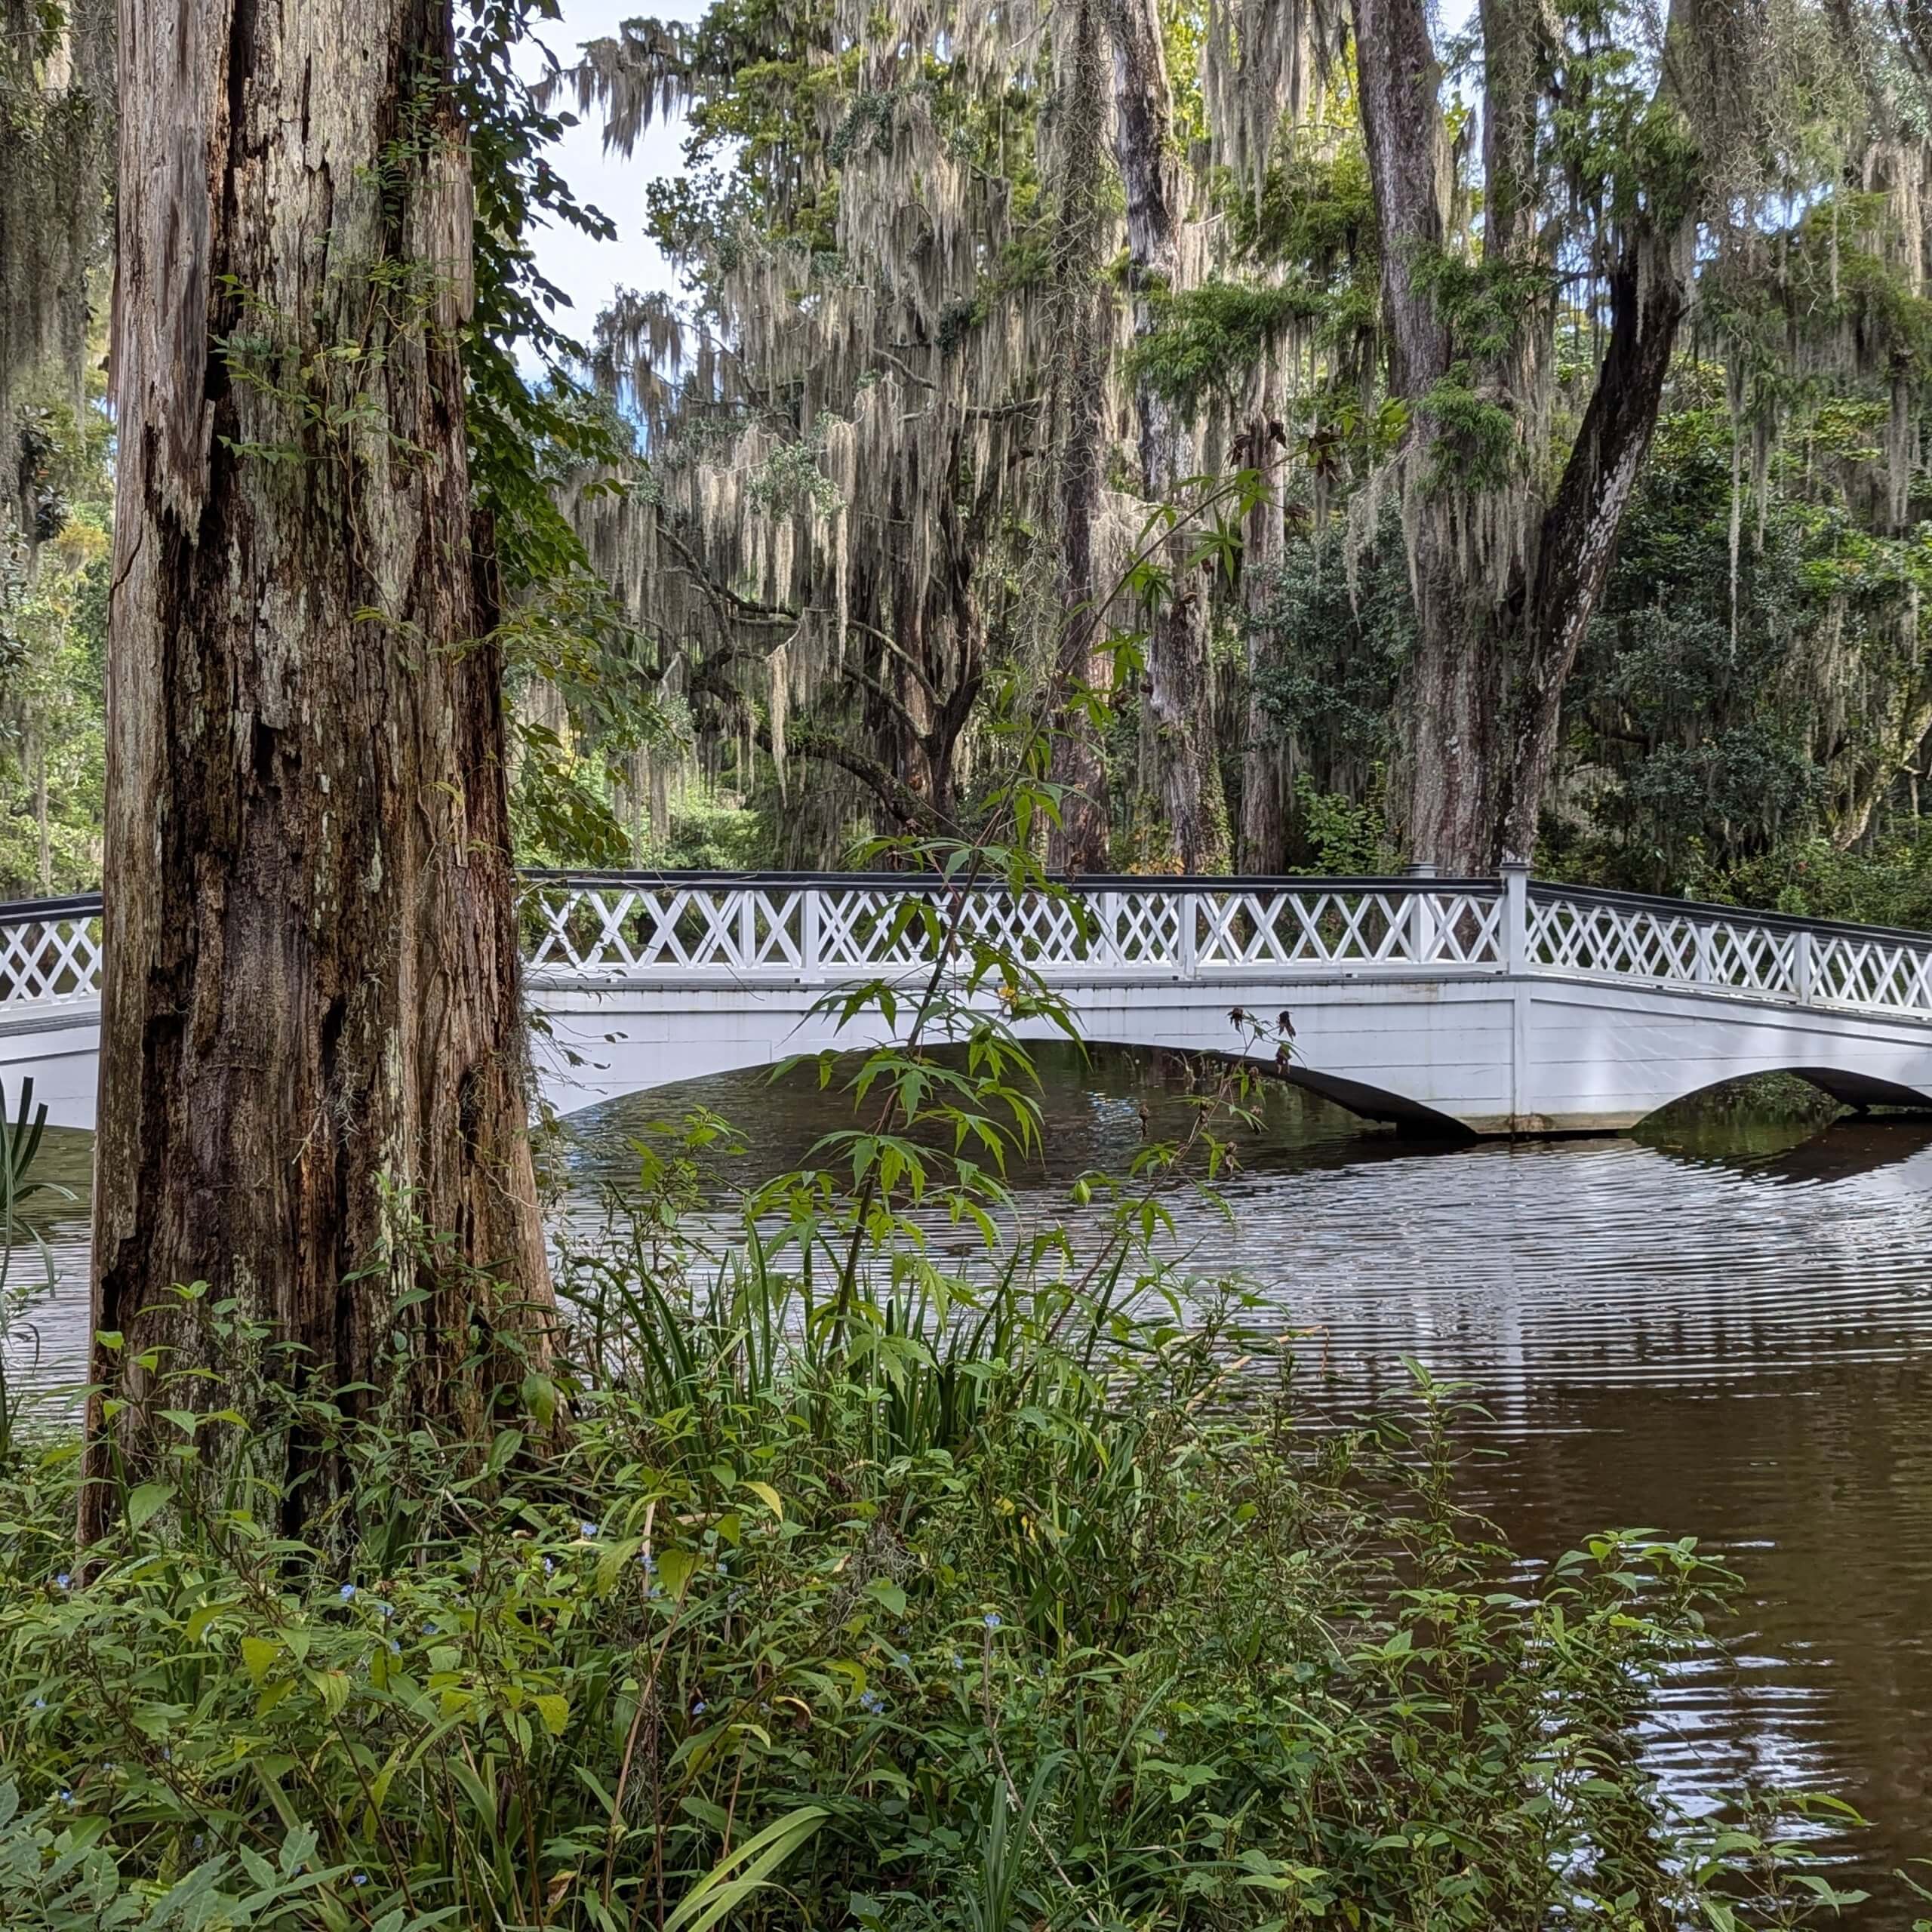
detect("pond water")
(7, 1052), (1932, 1921)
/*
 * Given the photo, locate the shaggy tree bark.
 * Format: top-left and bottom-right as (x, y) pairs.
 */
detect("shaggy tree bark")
(1355, 0), (1700, 869)
(1494, 222), (1692, 857)
(1108, 0), (1230, 875)
(1045, 0), (1114, 874)
(0, 0), (114, 444)
(1354, 0), (1497, 869)
(1237, 398), (1289, 874)
(84, 0), (553, 1539)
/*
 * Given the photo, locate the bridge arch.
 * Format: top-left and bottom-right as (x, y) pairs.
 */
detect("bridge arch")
(1627, 1063), (1932, 1131)
(531, 997), (1479, 1138)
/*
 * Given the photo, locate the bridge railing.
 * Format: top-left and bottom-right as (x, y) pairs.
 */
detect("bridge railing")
(0, 896), (103, 1011)
(1527, 881), (1932, 1016)
(520, 873), (1509, 981)
(10, 875), (1932, 1023)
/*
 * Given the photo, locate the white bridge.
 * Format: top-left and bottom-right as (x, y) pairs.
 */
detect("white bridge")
(6, 867), (1932, 1136)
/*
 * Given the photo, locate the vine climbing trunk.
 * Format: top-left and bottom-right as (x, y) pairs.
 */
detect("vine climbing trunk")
(1108, 0), (1229, 875)
(83, 0), (553, 1541)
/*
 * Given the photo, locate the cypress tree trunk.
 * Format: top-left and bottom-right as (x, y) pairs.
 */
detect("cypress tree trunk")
(1045, 0), (1113, 875)
(1108, 0), (1229, 875)
(84, 0), (552, 1540)
(1237, 394), (1288, 875)
(1353, 0), (1500, 871)
(1355, 0), (1695, 870)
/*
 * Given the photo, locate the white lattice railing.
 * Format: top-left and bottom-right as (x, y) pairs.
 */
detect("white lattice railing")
(0, 897), (103, 1011)
(1525, 883), (1932, 1018)
(8, 874), (1932, 1023)
(520, 875), (1509, 982)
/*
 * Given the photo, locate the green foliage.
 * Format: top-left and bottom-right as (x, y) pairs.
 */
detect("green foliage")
(0, 368), (108, 898)
(1124, 281), (1324, 409)
(1291, 774), (1398, 875)
(1226, 133), (1374, 277)
(1544, 361), (1932, 891)
(0, 828), (1897, 1929)
(0, 1211), (1869, 1931)
(1417, 375), (1522, 490)
(507, 720), (638, 869)
(1691, 829), (1932, 928)
(642, 792), (774, 870)
(459, 0), (677, 869)
(458, 0), (626, 589)
(0, 1078), (65, 1465)
(1410, 248), (1553, 369)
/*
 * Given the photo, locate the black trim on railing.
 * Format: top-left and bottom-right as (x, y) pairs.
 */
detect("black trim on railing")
(0, 893), (102, 923)
(518, 869), (1503, 894)
(1529, 881), (1932, 949)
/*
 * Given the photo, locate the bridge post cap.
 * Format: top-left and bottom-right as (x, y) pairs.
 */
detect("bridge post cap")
(1498, 854), (1533, 876)
(1402, 862), (1438, 878)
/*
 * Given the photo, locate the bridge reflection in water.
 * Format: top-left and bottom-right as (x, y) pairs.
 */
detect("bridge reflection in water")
(7, 866), (1932, 1134)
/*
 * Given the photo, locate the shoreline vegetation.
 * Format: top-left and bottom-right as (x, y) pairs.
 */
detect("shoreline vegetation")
(0, 862), (1922, 1930)
(8, 0), (1932, 1916)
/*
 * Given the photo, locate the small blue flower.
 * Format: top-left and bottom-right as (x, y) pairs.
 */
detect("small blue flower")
(338, 1583), (356, 1602)
(53, 1574), (69, 1592)
(691, 1699), (707, 1716)
(1149, 1727), (1167, 1746)
(352, 1872), (368, 1887)
(580, 1521), (600, 1538)
(638, 1551), (656, 1574)
(388, 1639), (401, 1655)
(982, 1611), (1001, 1630)
(896, 1651), (911, 1668)
(193, 1835), (204, 1850)
(58, 1789), (72, 1805)
(951, 1651), (964, 1672)
(543, 1556), (555, 1576)
(423, 1621), (437, 1635)
(162, 1747), (172, 1763)
(858, 1689), (884, 1715)
(32, 1697), (45, 1710)
(716, 1558), (728, 1576)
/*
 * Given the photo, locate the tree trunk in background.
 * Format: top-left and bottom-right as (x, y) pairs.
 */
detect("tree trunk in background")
(1494, 219), (1691, 858)
(85, 0), (552, 1541)
(1353, 0), (1499, 871)
(1355, 0), (1693, 870)
(1045, 0), (1114, 874)
(32, 733), (51, 894)
(1238, 394), (1288, 874)
(1107, 0), (1229, 875)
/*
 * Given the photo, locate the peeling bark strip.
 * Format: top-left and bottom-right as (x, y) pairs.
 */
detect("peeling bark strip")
(85, 0), (552, 1537)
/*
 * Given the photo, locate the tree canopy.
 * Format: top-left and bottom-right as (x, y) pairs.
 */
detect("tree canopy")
(11, 0), (1932, 904)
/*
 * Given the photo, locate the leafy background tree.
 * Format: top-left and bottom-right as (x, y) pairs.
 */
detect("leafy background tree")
(14, 0), (1932, 908)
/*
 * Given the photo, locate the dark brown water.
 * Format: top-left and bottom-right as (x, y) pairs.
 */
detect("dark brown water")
(8, 1055), (1932, 1919)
